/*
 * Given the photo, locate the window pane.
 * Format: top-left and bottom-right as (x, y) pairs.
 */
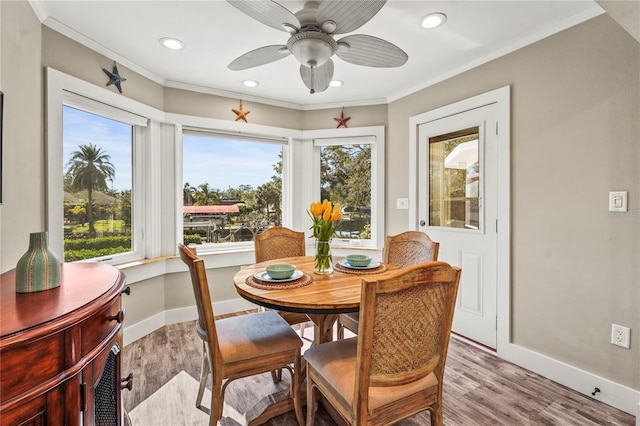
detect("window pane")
(320, 144), (371, 239)
(182, 134), (283, 245)
(429, 128), (479, 229)
(63, 106), (133, 261)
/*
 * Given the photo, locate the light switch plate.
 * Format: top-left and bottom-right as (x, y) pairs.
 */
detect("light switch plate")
(609, 191), (628, 212)
(396, 198), (409, 209)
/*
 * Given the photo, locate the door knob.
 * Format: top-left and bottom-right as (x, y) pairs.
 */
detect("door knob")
(419, 220), (426, 226)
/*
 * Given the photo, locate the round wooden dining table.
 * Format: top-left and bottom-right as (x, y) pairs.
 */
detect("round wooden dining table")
(233, 255), (396, 345)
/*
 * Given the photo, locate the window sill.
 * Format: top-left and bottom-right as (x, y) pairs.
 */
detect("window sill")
(113, 245), (381, 285)
(115, 248), (256, 284)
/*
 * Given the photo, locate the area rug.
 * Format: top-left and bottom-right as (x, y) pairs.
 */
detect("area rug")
(128, 370), (294, 426)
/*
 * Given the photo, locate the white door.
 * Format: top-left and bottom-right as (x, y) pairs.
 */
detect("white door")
(418, 104), (498, 349)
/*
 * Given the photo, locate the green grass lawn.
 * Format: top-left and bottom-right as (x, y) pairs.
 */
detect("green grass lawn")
(72, 219), (126, 234)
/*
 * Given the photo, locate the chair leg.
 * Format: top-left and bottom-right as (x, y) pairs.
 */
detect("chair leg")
(210, 372), (224, 426)
(336, 319), (344, 340)
(306, 374), (318, 426)
(196, 341), (209, 408)
(299, 322), (306, 340)
(291, 352), (304, 426)
(430, 402), (443, 426)
(271, 369), (283, 382)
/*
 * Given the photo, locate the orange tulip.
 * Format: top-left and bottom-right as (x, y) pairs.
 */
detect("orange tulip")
(323, 206), (332, 221)
(330, 204), (342, 221)
(311, 202), (323, 217)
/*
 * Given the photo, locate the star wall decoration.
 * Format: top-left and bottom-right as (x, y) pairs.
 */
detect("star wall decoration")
(232, 101), (251, 123)
(334, 108), (351, 128)
(102, 63), (127, 94)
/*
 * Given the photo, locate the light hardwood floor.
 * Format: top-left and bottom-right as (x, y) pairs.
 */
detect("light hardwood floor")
(122, 317), (635, 425)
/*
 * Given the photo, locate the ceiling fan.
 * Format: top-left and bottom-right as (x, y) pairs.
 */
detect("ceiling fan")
(227, 0), (408, 94)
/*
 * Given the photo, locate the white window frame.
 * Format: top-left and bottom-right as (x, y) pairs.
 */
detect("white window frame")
(167, 113), (303, 255)
(303, 126), (385, 250)
(45, 68), (164, 263)
(179, 128), (291, 253)
(46, 69), (385, 263)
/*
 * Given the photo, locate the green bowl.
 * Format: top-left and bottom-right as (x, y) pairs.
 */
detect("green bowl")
(346, 254), (372, 267)
(265, 263), (296, 280)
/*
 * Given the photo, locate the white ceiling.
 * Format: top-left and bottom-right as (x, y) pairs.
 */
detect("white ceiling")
(30, 1), (603, 110)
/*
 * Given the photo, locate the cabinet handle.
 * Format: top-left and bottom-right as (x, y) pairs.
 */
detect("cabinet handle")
(121, 373), (133, 391)
(107, 311), (125, 323)
(122, 286), (131, 296)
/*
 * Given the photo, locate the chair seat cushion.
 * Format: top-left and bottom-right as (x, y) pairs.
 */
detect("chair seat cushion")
(305, 338), (438, 410)
(216, 311), (302, 363)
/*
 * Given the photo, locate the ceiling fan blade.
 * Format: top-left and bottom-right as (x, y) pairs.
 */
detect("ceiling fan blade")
(336, 35), (408, 67)
(226, 0), (300, 33)
(228, 45), (290, 70)
(300, 60), (334, 94)
(317, 0), (386, 34)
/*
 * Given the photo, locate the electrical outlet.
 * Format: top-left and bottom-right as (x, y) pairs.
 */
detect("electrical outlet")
(611, 324), (630, 348)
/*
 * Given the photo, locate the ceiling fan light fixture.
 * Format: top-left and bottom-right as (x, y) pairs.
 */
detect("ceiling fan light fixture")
(329, 80), (343, 88)
(287, 32), (337, 68)
(159, 37), (184, 50)
(321, 20), (337, 34)
(420, 13), (447, 29)
(242, 79), (259, 88)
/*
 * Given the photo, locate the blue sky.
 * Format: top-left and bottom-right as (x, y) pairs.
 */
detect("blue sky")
(64, 106), (281, 192)
(182, 135), (281, 190)
(63, 106), (132, 191)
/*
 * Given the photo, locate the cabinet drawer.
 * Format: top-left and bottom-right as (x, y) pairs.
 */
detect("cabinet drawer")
(81, 296), (122, 356)
(0, 334), (65, 402)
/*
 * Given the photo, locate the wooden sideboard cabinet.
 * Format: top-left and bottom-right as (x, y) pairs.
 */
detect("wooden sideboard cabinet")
(0, 262), (130, 425)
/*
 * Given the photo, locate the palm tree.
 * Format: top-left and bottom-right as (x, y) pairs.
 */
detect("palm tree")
(65, 144), (115, 237)
(193, 183), (221, 206)
(183, 182), (196, 205)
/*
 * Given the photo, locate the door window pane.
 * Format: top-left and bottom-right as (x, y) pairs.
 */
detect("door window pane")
(63, 106), (133, 261)
(182, 134), (283, 245)
(429, 127), (479, 229)
(320, 144), (371, 239)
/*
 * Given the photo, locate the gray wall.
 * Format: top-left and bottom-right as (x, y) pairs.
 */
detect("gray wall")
(386, 14), (639, 388)
(1, 1), (44, 272)
(1, 0), (638, 397)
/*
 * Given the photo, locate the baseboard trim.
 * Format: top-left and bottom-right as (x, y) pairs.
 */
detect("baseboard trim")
(500, 341), (640, 416)
(123, 311), (166, 346)
(123, 298), (258, 346)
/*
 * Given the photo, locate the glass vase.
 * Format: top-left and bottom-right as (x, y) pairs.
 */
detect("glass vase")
(314, 238), (333, 275)
(15, 231), (61, 293)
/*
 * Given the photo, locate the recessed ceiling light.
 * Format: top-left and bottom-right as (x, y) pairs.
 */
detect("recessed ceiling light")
(159, 37), (184, 50)
(329, 80), (344, 88)
(242, 80), (259, 88)
(420, 13), (447, 29)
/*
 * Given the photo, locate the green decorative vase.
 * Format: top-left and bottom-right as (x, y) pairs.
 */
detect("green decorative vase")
(15, 232), (61, 293)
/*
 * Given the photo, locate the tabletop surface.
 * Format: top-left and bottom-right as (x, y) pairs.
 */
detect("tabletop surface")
(233, 255), (397, 314)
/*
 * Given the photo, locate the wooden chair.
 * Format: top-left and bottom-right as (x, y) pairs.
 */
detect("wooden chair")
(337, 231), (440, 339)
(178, 244), (304, 426)
(305, 261), (461, 426)
(254, 227), (311, 332)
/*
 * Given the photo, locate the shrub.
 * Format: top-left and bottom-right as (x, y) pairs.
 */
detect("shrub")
(64, 246), (131, 262)
(183, 234), (202, 245)
(64, 236), (131, 251)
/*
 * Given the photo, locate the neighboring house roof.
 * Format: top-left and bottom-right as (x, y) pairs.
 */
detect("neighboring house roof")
(64, 190), (116, 205)
(184, 205), (239, 214)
